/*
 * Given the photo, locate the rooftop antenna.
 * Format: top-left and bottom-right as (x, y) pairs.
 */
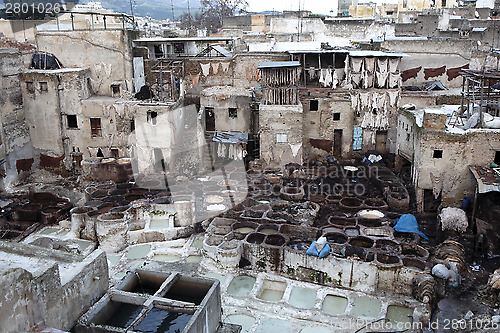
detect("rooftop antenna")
(171, 0), (175, 21)
(187, 0), (192, 28)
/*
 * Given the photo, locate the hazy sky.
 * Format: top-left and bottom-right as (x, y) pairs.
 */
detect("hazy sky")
(247, 0), (398, 14)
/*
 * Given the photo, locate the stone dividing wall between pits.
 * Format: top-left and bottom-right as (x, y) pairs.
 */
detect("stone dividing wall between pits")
(0, 242), (108, 332)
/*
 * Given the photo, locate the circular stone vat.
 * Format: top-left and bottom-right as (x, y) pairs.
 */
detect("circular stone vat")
(363, 198), (388, 210)
(206, 195), (224, 204)
(394, 231), (420, 245)
(374, 239), (401, 254)
(246, 232), (265, 244)
(328, 217), (357, 228)
(349, 236), (374, 248)
(232, 222), (258, 235)
(376, 253), (402, 266)
(324, 232), (348, 244)
(344, 227), (360, 237)
(280, 186), (305, 201)
(265, 234), (286, 247)
(257, 224), (279, 235)
(227, 276), (256, 296)
(401, 244), (429, 260)
(322, 295), (348, 315)
(339, 197), (363, 210)
(357, 209), (384, 219)
(403, 257), (426, 271)
(363, 227), (392, 238)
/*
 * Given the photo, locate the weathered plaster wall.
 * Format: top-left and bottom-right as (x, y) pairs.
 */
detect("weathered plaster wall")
(0, 242), (108, 332)
(325, 18), (395, 40)
(382, 39), (474, 88)
(201, 86), (253, 133)
(35, 30), (134, 96)
(260, 104), (304, 169)
(0, 48), (34, 188)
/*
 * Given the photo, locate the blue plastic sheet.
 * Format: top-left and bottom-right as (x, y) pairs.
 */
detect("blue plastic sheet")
(306, 242), (331, 258)
(393, 214), (428, 240)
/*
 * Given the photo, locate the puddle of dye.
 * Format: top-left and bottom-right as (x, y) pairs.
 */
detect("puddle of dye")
(186, 255), (201, 263)
(133, 308), (192, 333)
(226, 315), (256, 333)
(300, 328), (332, 333)
(107, 255), (121, 266)
(204, 272), (227, 284)
(151, 254), (181, 262)
(227, 276), (256, 296)
(322, 295), (348, 315)
(259, 289), (284, 302)
(149, 219), (171, 230)
(191, 236), (204, 249)
(255, 318), (291, 333)
(289, 287), (316, 309)
(128, 244), (151, 259)
(260, 229), (278, 235)
(234, 227), (255, 234)
(386, 305), (414, 325)
(352, 296), (381, 318)
(103, 303), (143, 328)
(74, 239), (92, 251)
(40, 228), (59, 235)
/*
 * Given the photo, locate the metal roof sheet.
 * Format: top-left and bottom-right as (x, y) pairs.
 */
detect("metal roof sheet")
(257, 61), (301, 69)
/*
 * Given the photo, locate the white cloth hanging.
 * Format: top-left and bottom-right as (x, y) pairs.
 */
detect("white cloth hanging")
(351, 57), (363, 72)
(200, 63), (211, 76)
(308, 67), (317, 79)
(332, 70), (339, 88)
(351, 93), (359, 112)
(359, 92), (371, 110)
(221, 62), (230, 72)
(389, 58), (400, 73)
(324, 69), (333, 87)
(387, 91), (399, 108)
(289, 144), (302, 157)
(388, 73), (401, 88)
(376, 58), (388, 88)
(352, 73), (362, 88)
(319, 69), (325, 86)
(211, 62), (220, 75)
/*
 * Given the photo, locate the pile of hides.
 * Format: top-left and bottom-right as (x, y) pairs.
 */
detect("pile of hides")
(439, 207), (468, 233)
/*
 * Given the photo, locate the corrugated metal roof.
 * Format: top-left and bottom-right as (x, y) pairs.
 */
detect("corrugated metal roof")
(134, 37), (234, 43)
(212, 131), (249, 143)
(257, 61), (301, 69)
(348, 50), (406, 57)
(212, 45), (232, 57)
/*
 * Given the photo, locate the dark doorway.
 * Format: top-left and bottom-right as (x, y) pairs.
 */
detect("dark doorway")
(153, 148), (166, 172)
(334, 129), (343, 158)
(205, 107), (215, 132)
(375, 130), (388, 154)
(424, 189), (441, 212)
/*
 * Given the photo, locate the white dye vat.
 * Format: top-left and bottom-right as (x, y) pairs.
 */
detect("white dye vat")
(322, 295), (348, 315)
(288, 287), (316, 309)
(227, 276), (256, 296)
(351, 296), (381, 318)
(127, 244), (151, 259)
(226, 315), (256, 333)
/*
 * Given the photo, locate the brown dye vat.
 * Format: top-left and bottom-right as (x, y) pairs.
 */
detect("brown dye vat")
(246, 232), (265, 244)
(32, 192), (59, 205)
(40, 207), (62, 224)
(13, 203), (42, 222)
(357, 218), (382, 228)
(349, 236), (374, 248)
(339, 197), (363, 210)
(265, 211), (293, 223)
(326, 194), (342, 204)
(97, 205), (116, 214)
(402, 244), (429, 260)
(108, 188), (128, 196)
(242, 209), (265, 219)
(325, 232), (348, 244)
(308, 193), (326, 203)
(363, 198), (388, 210)
(375, 239), (401, 254)
(265, 234), (286, 247)
(115, 182), (134, 190)
(376, 253), (401, 266)
(130, 188), (149, 195)
(280, 186), (304, 201)
(124, 194), (144, 202)
(279, 224), (320, 240)
(403, 257), (426, 271)
(328, 217), (357, 228)
(90, 190), (108, 200)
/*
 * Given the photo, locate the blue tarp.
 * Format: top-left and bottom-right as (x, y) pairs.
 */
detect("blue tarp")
(306, 242), (331, 258)
(393, 214), (428, 240)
